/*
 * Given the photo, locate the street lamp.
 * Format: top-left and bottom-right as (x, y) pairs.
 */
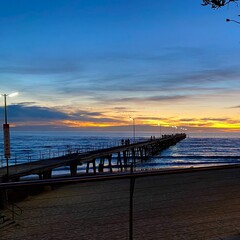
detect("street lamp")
(2, 92), (18, 181)
(226, 18), (240, 24)
(172, 126), (177, 134)
(129, 116), (135, 143)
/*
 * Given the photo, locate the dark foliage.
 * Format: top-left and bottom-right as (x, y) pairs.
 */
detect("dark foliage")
(202, 0), (238, 8)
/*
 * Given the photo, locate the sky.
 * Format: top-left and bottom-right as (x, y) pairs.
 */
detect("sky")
(0, 0), (240, 132)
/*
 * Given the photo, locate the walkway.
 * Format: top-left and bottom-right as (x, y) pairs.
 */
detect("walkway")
(1, 166), (240, 240)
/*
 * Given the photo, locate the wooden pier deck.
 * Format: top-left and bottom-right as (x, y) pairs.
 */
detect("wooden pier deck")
(0, 134), (186, 182)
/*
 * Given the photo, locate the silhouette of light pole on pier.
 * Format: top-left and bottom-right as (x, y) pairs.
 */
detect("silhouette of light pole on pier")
(129, 116), (135, 143)
(172, 126), (177, 135)
(1, 92), (18, 181)
(158, 123), (161, 138)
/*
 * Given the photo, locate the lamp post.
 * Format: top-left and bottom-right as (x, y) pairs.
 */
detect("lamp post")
(172, 126), (177, 135)
(180, 127), (183, 134)
(129, 117), (135, 143)
(2, 92), (18, 181)
(184, 128), (188, 136)
(226, 18), (240, 24)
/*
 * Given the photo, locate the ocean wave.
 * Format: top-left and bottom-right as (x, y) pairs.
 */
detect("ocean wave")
(154, 155), (240, 159)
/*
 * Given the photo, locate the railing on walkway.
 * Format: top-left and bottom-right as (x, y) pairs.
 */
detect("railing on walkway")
(7, 203), (23, 221)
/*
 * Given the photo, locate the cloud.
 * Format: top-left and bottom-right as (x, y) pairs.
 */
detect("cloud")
(178, 118), (196, 122)
(112, 107), (129, 111)
(70, 110), (104, 118)
(2, 48), (240, 111)
(0, 103), (121, 125)
(0, 57), (82, 76)
(0, 64), (80, 75)
(96, 95), (188, 104)
(5, 104), (69, 122)
(53, 64), (240, 105)
(229, 105), (240, 109)
(138, 117), (168, 121)
(200, 118), (230, 121)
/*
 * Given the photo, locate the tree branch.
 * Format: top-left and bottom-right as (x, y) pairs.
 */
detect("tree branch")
(202, 0), (238, 8)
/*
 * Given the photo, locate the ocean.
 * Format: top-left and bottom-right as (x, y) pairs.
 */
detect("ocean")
(0, 131), (240, 176)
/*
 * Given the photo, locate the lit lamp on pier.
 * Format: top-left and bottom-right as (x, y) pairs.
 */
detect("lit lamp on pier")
(172, 126), (177, 134)
(184, 128), (188, 136)
(180, 127), (183, 134)
(129, 116), (135, 143)
(2, 92), (18, 181)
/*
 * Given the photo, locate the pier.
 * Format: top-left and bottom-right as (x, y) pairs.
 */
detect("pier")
(0, 134), (186, 182)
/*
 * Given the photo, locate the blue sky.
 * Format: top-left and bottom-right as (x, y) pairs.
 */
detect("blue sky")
(0, 0), (240, 131)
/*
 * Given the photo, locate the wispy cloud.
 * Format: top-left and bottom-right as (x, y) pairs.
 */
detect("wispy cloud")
(1, 103), (121, 125)
(5, 104), (68, 122)
(229, 105), (240, 109)
(95, 95), (188, 105)
(0, 62), (81, 75)
(200, 118), (230, 121)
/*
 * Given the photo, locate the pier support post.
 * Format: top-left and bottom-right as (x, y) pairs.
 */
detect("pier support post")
(131, 148), (136, 164)
(144, 147), (147, 160)
(107, 154), (113, 172)
(86, 159), (96, 174)
(117, 152), (123, 171)
(42, 170), (52, 179)
(98, 157), (105, 172)
(86, 163), (89, 173)
(139, 148), (144, 162)
(70, 163), (78, 177)
(98, 163), (104, 172)
(123, 151), (127, 165)
(93, 159), (96, 174)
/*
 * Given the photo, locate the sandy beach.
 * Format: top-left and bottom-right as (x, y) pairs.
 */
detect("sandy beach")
(1, 166), (240, 240)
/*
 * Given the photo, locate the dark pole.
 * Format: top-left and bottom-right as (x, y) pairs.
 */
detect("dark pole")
(4, 94), (7, 124)
(129, 162), (135, 240)
(3, 94), (9, 181)
(133, 119), (135, 143)
(6, 157), (9, 181)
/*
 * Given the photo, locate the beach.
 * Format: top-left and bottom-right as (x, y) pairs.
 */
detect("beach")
(1, 166), (240, 240)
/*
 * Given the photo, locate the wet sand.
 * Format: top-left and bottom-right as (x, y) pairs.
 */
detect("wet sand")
(1, 167), (240, 240)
